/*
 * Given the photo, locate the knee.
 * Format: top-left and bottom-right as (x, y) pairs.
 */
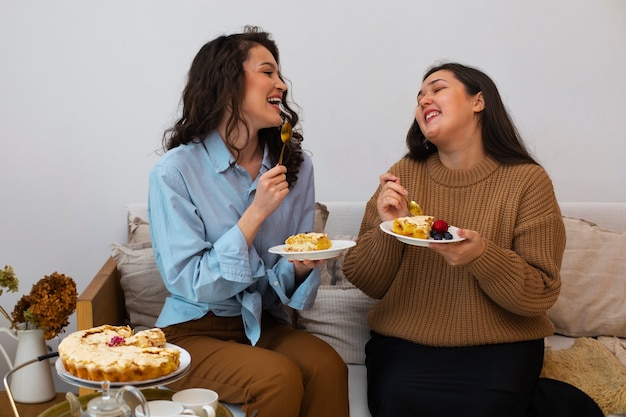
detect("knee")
(244, 359), (304, 417)
(306, 342), (348, 394)
(257, 356), (305, 400)
(278, 359), (305, 395)
(315, 343), (347, 374)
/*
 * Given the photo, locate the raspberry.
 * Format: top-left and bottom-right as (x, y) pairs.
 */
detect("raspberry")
(107, 336), (125, 347)
(432, 220), (449, 234)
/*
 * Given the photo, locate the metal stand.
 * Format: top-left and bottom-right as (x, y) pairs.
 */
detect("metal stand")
(2, 352), (59, 417)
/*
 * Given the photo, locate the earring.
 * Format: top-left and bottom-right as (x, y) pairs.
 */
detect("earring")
(423, 139), (431, 150)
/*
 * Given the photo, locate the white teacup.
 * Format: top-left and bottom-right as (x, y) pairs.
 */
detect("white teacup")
(135, 400), (199, 417)
(172, 388), (219, 417)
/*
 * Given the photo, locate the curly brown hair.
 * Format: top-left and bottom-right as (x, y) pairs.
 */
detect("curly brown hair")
(162, 25), (304, 186)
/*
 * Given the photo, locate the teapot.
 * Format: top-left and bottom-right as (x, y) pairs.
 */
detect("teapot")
(66, 381), (149, 417)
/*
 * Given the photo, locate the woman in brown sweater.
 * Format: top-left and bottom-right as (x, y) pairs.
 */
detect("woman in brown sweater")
(343, 63), (602, 417)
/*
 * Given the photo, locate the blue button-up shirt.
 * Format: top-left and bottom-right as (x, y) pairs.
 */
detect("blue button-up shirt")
(148, 131), (320, 345)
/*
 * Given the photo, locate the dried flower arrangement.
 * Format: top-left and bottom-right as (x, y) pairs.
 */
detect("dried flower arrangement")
(0, 265), (77, 340)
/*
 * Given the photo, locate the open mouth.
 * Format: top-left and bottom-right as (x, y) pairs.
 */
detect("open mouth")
(268, 97), (282, 106)
(425, 110), (440, 122)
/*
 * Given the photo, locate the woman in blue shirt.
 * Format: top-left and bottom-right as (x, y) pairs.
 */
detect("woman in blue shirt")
(148, 26), (349, 417)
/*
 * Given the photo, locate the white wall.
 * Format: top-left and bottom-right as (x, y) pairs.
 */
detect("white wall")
(1, 0), (624, 390)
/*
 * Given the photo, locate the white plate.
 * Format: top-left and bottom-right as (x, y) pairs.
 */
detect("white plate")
(380, 220), (465, 247)
(269, 239), (356, 261)
(55, 343), (191, 389)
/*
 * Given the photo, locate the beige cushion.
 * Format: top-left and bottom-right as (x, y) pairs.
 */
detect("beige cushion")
(110, 241), (169, 330)
(297, 286), (376, 364)
(313, 202), (335, 285)
(128, 216), (151, 244)
(314, 202), (329, 233)
(548, 218), (626, 338)
(540, 337), (626, 416)
(319, 234), (356, 285)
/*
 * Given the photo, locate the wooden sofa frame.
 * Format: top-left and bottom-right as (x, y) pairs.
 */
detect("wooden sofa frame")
(77, 257), (126, 331)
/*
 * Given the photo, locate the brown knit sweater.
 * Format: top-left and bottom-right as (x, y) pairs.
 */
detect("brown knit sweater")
(343, 155), (566, 347)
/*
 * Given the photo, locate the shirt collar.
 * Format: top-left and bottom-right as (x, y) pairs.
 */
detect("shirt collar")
(203, 131), (235, 173)
(203, 130), (272, 175)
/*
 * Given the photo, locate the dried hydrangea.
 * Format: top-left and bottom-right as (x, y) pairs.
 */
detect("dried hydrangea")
(11, 272), (77, 340)
(0, 265), (19, 295)
(0, 265), (20, 324)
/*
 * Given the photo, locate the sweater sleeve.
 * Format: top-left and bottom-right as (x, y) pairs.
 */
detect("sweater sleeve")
(467, 167), (565, 316)
(343, 194), (406, 299)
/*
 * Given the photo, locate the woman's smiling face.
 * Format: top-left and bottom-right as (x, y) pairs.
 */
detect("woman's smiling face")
(415, 69), (484, 147)
(241, 44), (287, 132)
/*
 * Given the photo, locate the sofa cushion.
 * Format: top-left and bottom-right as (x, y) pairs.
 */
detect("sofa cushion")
(297, 285), (376, 364)
(319, 234), (356, 286)
(313, 202), (329, 234)
(110, 241), (169, 330)
(128, 216), (151, 243)
(548, 217), (626, 338)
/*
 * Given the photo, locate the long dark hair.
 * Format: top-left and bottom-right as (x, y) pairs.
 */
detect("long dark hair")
(406, 62), (537, 165)
(162, 25), (303, 185)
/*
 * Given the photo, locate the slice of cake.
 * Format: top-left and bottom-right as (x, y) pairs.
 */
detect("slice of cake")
(391, 215), (434, 239)
(284, 232), (332, 252)
(58, 325), (180, 382)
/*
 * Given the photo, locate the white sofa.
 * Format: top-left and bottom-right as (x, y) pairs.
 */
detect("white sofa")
(80, 201), (626, 417)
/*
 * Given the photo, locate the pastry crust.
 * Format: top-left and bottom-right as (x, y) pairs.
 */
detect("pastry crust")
(392, 215), (434, 239)
(284, 232), (332, 252)
(58, 325), (180, 382)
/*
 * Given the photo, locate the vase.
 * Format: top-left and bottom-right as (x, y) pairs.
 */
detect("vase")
(0, 325), (56, 403)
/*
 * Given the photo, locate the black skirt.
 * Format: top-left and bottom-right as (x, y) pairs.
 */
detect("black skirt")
(365, 331), (602, 417)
